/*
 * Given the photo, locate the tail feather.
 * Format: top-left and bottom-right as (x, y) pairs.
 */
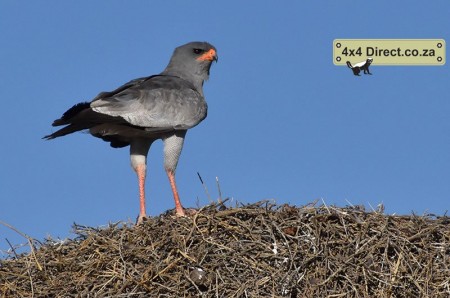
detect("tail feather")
(43, 123), (91, 140)
(43, 102), (92, 140)
(43, 101), (133, 141)
(52, 102), (90, 126)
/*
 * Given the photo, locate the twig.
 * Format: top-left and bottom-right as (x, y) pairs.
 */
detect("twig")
(321, 198), (331, 214)
(216, 176), (223, 204)
(0, 220), (42, 271)
(5, 238), (18, 259)
(197, 172), (212, 203)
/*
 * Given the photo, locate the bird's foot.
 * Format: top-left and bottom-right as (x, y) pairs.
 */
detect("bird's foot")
(179, 208), (198, 217)
(173, 207), (198, 218)
(136, 213), (148, 225)
(175, 208), (186, 217)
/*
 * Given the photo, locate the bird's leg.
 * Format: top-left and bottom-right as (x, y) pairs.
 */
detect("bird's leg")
(135, 164), (147, 223)
(130, 139), (152, 224)
(166, 169), (185, 217)
(163, 131), (187, 217)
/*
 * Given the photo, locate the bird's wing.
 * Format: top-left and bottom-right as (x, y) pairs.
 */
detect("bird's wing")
(90, 75), (207, 130)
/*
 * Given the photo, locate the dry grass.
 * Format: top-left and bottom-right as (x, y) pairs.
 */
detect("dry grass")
(1, 201), (449, 297)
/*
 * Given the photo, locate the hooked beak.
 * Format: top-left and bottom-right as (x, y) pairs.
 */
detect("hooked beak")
(197, 48), (218, 62)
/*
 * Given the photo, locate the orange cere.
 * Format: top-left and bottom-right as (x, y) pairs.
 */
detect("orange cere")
(196, 49), (217, 61)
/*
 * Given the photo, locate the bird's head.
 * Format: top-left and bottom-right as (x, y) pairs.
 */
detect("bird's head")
(163, 41), (218, 87)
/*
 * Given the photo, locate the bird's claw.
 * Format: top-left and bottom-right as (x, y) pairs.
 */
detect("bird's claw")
(179, 208), (198, 217)
(136, 214), (147, 225)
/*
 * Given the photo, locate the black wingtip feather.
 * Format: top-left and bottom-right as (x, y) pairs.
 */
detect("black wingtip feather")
(52, 102), (90, 126)
(42, 134), (54, 140)
(43, 123), (88, 140)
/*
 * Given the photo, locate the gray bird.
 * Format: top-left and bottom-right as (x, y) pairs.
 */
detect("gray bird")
(44, 41), (218, 224)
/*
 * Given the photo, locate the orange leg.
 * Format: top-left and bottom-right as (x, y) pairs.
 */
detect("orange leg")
(166, 170), (185, 217)
(135, 164), (147, 224)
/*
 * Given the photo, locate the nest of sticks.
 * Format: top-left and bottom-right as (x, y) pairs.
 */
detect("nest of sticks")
(1, 201), (449, 297)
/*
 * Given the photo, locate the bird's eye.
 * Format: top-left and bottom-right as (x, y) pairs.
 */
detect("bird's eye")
(193, 48), (204, 54)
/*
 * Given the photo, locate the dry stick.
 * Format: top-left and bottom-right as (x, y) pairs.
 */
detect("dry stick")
(118, 232), (127, 283)
(197, 172), (212, 203)
(345, 199), (355, 208)
(5, 238), (19, 258)
(24, 256), (36, 298)
(215, 176), (223, 204)
(0, 220), (42, 271)
(388, 252), (403, 297)
(1, 222), (37, 297)
(4, 237), (37, 297)
(368, 202), (377, 213)
(321, 198), (331, 214)
(151, 257), (182, 281)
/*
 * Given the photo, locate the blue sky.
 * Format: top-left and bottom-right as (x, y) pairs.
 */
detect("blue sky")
(1, 1), (449, 254)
